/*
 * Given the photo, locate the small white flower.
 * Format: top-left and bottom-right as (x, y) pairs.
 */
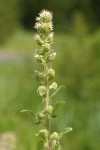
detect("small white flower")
(39, 10), (53, 22)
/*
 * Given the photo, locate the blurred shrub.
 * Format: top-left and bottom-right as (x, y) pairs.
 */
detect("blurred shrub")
(0, 0), (19, 44)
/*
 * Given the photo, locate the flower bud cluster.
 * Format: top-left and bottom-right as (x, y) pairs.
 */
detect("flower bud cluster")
(36, 129), (48, 139)
(36, 129), (49, 148)
(34, 34), (43, 46)
(34, 10), (55, 59)
(35, 10), (53, 33)
(34, 54), (44, 63)
(51, 132), (61, 150)
(46, 105), (53, 115)
(47, 69), (55, 80)
(49, 82), (58, 90)
(38, 112), (45, 120)
(34, 70), (44, 81)
(37, 86), (47, 97)
(36, 105), (54, 124)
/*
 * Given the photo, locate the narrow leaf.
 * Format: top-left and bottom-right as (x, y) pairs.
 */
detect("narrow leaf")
(50, 85), (65, 98)
(52, 101), (65, 118)
(59, 127), (72, 139)
(21, 109), (35, 118)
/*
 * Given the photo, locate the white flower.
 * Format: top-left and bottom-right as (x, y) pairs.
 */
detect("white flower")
(39, 10), (53, 22)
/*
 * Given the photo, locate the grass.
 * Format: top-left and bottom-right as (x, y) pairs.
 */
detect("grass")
(0, 28), (100, 150)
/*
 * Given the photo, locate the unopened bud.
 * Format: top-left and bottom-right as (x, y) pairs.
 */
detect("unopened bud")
(34, 54), (44, 63)
(51, 132), (59, 140)
(47, 32), (54, 43)
(34, 70), (44, 80)
(47, 69), (55, 80)
(43, 43), (51, 52)
(37, 86), (47, 96)
(49, 82), (58, 90)
(38, 112), (45, 119)
(46, 105), (53, 114)
(34, 34), (43, 46)
(49, 52), (56, 60)
(38, 129), (48, 139)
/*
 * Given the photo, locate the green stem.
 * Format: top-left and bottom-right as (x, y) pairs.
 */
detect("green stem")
(44, 61), (52, 150)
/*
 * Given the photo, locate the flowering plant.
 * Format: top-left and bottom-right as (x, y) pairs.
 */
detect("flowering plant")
(21, 10), (72, 150)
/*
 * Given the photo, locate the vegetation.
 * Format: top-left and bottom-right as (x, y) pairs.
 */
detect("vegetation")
(0, 24), (100, 149)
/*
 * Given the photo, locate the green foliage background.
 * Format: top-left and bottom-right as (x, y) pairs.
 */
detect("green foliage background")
(0, 0), (100, 150)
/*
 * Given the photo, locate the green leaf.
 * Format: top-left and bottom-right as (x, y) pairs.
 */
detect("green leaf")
(21, 109), (35, 118)
(52, 101), (65, 118)
(59, 127), (72, 139)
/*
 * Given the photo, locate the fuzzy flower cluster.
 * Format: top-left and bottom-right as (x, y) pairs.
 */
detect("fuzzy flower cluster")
(35, 10), (53, 34)
(34, 10), (55, 57)
(34, 10), (57, 99)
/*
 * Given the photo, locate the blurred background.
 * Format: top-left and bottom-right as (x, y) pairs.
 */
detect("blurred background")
(0, 0), (100, 150)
